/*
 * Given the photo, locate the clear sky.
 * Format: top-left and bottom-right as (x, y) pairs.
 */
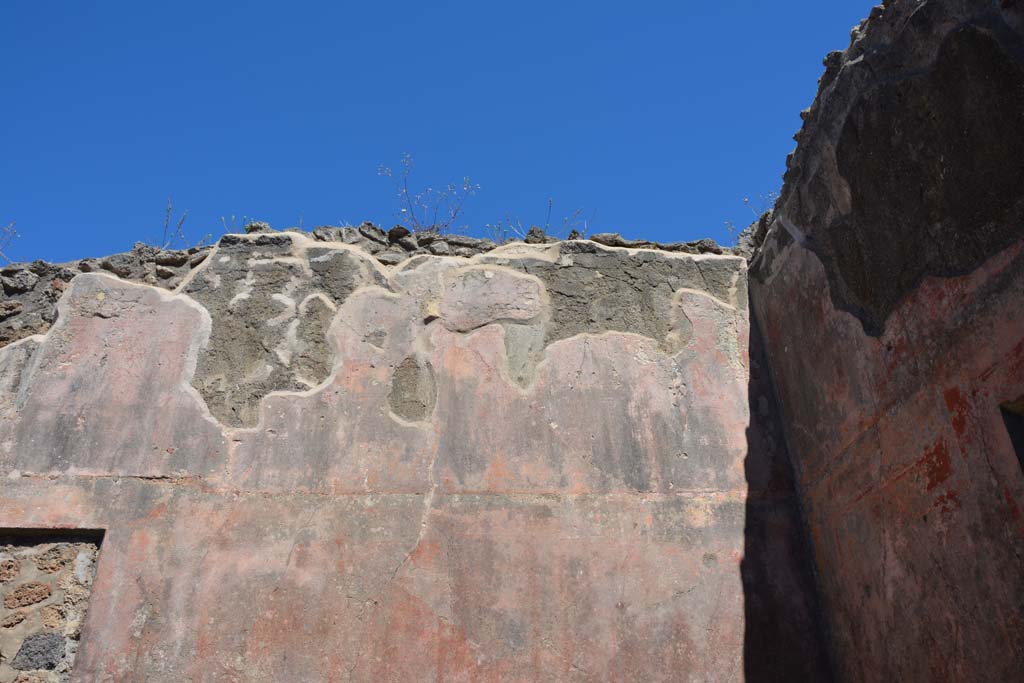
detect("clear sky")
(1, 1), (873, 263)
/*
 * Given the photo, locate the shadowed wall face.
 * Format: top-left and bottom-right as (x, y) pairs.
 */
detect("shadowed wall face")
(751, 1), (1024, 680)
(0, 235), (825, 681)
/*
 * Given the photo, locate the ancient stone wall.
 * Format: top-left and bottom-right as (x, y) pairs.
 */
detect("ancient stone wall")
(0, 233), (826, 680)
(749, 0), (1024, 680)
(4, 2), (1022, 680)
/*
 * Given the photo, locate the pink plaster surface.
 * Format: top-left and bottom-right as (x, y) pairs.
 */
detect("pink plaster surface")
(0, 245), (810, 681)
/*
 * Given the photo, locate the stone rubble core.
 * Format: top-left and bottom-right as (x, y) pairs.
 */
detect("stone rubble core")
(0, 536), (100, 683)
(0, 0), (1023, 680)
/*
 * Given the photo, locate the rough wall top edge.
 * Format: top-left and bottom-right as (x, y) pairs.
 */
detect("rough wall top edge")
(0, 225), (734, 352)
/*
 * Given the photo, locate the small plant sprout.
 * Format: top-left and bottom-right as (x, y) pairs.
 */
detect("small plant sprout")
(483, 214), (528, 245)
(161, 197), (190, 249)
(742, 191), (779, 217)
(220, 214), (254, 234)
(484, 201), (595, 244)
(0, 220), (19, 263)
(724, 220), (737, 246)
(541, 198), (594, 240)
(378, 154), (480, 233)
(560, 206), (595, 240)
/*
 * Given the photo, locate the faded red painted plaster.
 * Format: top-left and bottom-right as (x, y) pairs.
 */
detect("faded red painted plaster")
(0, 240), (827, 681)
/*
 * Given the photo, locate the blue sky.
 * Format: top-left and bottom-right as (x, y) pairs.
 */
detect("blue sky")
(1, 1), (873, 263)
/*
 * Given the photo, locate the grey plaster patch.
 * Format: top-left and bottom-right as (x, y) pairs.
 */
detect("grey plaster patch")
(183, 235), (388, 426)
(389, 356), (437, 422)
(503, 242), (740, 352)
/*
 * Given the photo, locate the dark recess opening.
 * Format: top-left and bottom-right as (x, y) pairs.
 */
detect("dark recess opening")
(0, 527), (105, 545)
(1000, 396), (1024, 472)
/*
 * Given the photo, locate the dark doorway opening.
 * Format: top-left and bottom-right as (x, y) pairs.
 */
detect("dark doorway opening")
(1000, 396), (1024, 472)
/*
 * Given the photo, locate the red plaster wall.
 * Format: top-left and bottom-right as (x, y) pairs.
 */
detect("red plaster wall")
(751, 236), (1024, 680)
